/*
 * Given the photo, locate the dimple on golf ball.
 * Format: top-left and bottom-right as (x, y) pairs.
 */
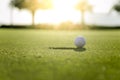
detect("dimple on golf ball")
(74, 36), (86, 48)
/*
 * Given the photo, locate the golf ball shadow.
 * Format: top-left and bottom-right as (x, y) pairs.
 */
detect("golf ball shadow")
(49, 47), (86, 52)
(74, 47), (86, 52)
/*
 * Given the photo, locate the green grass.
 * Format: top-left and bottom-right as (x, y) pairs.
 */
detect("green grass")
(0, 29), (120, 80)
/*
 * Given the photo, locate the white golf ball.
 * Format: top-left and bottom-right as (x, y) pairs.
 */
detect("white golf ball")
(74, 36), (86, 48)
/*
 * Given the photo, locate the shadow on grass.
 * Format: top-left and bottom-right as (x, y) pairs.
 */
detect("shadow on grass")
(49, 47), (86, 52)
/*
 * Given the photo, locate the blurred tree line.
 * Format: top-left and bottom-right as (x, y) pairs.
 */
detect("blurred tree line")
(9, 0), (93, 27)
(10, 0), (53, 26)
(9, 0), (120, 27)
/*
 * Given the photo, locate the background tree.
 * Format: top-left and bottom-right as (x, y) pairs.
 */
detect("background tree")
(108, 0), (120, 14)
(113, 0), (120, 13)
(76, 0), (92, 28)
(10, 0), (25, 25)
(10, 0), (52, 26)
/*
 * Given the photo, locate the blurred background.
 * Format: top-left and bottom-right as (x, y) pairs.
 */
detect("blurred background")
(0, 0), (120, 29)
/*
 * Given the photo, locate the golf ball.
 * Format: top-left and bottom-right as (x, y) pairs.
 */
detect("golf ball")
(74, 36), (86, 48)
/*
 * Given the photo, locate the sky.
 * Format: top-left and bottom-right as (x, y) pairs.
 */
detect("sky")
(0, 0), (120, 26)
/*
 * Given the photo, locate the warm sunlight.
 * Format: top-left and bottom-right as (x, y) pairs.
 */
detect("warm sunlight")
(53, 0), (78, 10)
(8, 0), (110, 25)
(36, 0), (80, 24)
(42, 0), (80, 24)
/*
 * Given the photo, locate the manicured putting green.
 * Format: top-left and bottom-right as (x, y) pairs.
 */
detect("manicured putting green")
(0, 29), (120, 80)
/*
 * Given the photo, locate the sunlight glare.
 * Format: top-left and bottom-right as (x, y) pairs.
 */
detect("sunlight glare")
(35, 0), (105, 24)
(53, 0), (79, 10)
(39, 0), (80, 24)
